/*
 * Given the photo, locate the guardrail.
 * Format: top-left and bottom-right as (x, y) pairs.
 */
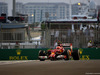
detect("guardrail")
(0, 40), (43, 49)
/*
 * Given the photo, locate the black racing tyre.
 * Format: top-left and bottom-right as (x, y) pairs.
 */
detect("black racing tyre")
(63, 50), (70, 60)
(72, 50), (80, 60)
(39, 50), (46, 56)
(38, 50), (46, 61)
(40, 59), (45, 61)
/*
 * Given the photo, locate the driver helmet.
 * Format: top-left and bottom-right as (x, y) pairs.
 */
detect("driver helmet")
(56, 46), (61, 49)
(60, 44), (63, 47)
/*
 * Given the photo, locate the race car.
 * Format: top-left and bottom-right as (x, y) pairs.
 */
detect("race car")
(38, 43), (80, 61)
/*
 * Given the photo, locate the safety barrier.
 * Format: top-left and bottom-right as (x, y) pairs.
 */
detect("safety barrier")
(0, 48), (100, 60)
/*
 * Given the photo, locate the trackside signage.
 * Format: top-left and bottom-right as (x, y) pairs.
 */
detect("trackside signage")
(79, 48), (90, 60)
(9, 49), (28, 60)
(0, 48), (100, 60)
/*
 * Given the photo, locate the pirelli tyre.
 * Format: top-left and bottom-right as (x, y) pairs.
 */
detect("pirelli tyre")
(39, 59), (45, 61)
(72, 50), (80, 60)
(63, 50), (70, 60)
(38, 50), (46, 61)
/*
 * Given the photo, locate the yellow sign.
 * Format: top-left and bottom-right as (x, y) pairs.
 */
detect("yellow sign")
(16, 49), (21, 55)
(9, 49), (28, 60)
(79, 48), (83, 55)
(79, 48), (90, 60)
(9, 56), (28, 60)
(80, 55), (90, 60)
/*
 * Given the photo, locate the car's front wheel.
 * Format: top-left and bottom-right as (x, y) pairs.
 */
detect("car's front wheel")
(63, 50), (70, 60)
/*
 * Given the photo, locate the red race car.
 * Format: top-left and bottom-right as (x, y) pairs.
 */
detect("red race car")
(38, 43), (80, 61)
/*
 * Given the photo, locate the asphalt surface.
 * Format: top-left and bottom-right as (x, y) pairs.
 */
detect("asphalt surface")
(0, 60), (100, 75)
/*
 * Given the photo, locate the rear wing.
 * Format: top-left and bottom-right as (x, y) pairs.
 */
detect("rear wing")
(62, 43), (71, 48)
(62, 43), (73, 52)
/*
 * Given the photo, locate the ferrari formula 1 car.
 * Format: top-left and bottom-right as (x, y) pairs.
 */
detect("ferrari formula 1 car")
(38, 43), (80, 61)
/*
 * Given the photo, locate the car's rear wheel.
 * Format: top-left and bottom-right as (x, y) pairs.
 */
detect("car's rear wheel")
(39, 50), (46, 61)
(72, 50), (80, 60)
(39, 50), (46, 56)
(63, 50), (70, 60)
(40, 59), (45, 61)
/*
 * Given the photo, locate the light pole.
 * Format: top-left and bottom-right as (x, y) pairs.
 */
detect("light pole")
(69, 0), (72, 20)
(78, 2), (81, 15)
(31, 14), (34, 24)
(31, 10), (36, 24)
(13, 0), (16, 17)
(34, 10), (36, 23)
(40, 10), (42, 22)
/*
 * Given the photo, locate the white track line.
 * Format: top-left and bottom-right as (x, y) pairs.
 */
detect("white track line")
(0, 60), (34, 65)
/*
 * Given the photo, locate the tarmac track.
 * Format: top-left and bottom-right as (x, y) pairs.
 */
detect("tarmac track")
(0, 60), (100, 75)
